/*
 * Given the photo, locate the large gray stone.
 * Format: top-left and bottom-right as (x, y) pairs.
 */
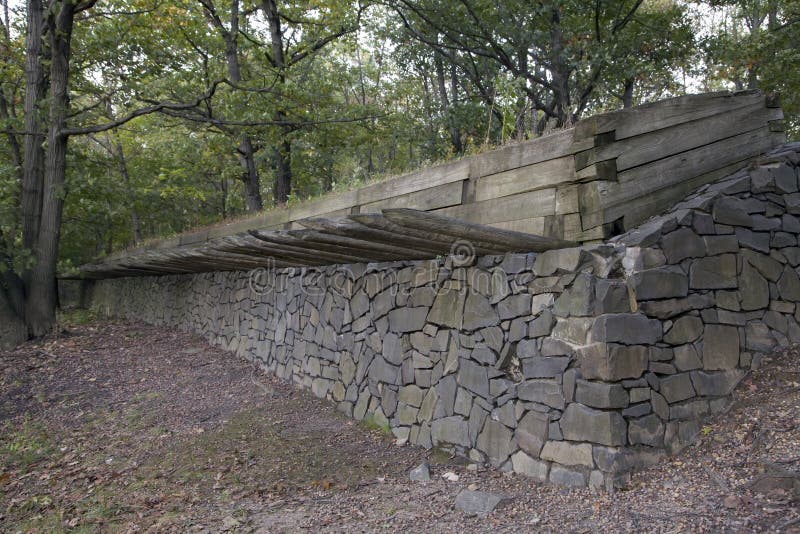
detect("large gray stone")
(510, 451), (549, 481)
(629, 267), (689, 301)
(458, 359), (490, 398)
(382, 332), (407, 365)
(553, 273), (594, 317)
(661, 227), (706, 263)
(702, 324), (740, 370)
(476, 419), (514, 466)
(664, 315), (704, 345)
(539, 440), (594, 466)
(575, 343), (649, 381)
(431, 416), (470, 447)
(427, 289), (465, 329)
(595, 279), (631, 314)
(497, 293), (532, 320)
(712, 196), (753, 226)
(533, 248), (587, 276)
(689, 255), (738, 289)
(369, 356), (401, 385)
(529, 309), (555, 337)
(778, 266), (800, 301)
(522, 356), (571, 378)
(674, 344), (703, 371)
(515, 411), (549, 457)
(399, 384), (424, 407)
(549, 465), (587, 487)
(740, 262), (770, 311)
(463, 293), (500, 330)
(518, 379), (566, 409)
(454, 490), (511, 517)
(659, 373), (696, 403)
(591, 314), (662, 344)
(575, 379), (629, 409)
(628, 414), (665, 447)
(560, 403), (628, 446)
(388, 307), (427, 333)
(690, 369), (746, 396)
(745, 322), (776, 352)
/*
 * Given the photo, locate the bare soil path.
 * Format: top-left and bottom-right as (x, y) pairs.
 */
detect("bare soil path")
(1, 314), (798, 532)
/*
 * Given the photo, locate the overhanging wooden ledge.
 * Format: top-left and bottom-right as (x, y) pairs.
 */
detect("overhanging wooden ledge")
(66, 209), (577, 279)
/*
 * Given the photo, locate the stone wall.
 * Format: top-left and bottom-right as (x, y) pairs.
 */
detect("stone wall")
(92, 143), (800, 490)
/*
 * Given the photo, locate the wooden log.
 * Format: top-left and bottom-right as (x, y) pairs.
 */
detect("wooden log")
(216, 234), (357, 265)
(574, 102), (783, 171)
(473, 155), (574, 202)
(298, 217), (453, 256)
(250, 229), (388, 264)
(288, 190), (359, 221)
(348, 213), (506, 255)
(573, 91), (764, 141)
(285, 229), (434, 260)
(381, 208), (576, 252)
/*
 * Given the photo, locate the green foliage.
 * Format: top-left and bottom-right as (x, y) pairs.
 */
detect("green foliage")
(0, 0), (796, 278)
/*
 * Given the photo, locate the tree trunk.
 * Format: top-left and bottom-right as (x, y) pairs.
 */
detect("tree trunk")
(0, 287), (26, 349)
(239, 136), (263, 211)
(25, 0), (74, 337)
(113, 140), (143, 244)
(274, 137), (291, 204)
(21, 0), (46, 261)
(622, 77), (634, 108)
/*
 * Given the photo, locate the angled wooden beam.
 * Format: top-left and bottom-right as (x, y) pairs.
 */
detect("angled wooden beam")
(381, 208), (577, 252)
(285, 228), (433, 260)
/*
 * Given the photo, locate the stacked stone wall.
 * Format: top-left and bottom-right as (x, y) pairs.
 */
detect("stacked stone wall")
(92, 143), (800, 489)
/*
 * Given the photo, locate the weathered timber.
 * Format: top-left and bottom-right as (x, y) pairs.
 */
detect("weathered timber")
(360, 180), (463, 213)
(355, 159), (470, 206)
(348, 213), (506, 255)
(249, 229), (391, 264)
(573, 90), (764, 141)
(435, 188), (557, 225)
(381, 208), (576, 252)
(298, 217), (453, 256)
(474, 156), (574, 202)
(215, 235), (357, 266)
(285, 229), (434, 260)
(580, 128), (784, 229)
(574, 102), (783, 171)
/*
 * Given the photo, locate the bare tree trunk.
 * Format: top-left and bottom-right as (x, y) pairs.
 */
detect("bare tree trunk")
(25, 0), (75, 337)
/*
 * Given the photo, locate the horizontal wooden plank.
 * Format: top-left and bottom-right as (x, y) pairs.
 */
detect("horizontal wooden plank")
(474, 156), (574, 202)
(469, 128), (579, 178)
(488, 217), (547, 235)
(288, 189), (358, 221)
(574, 91), (764, 141)
(360, 180), (463, 213)
(575, 102), (782, 171)
(355, 159), (471, 206)
(435, 188), (556, 225)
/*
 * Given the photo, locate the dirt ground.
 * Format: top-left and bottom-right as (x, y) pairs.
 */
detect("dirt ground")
(0, 313), (798, 533)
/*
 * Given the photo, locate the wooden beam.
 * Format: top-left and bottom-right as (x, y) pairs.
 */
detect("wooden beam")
(381, 208), (577, 252)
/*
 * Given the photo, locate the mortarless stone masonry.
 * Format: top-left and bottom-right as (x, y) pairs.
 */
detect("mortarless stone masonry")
(91, 143), (800, 491)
